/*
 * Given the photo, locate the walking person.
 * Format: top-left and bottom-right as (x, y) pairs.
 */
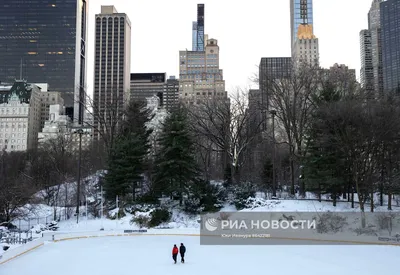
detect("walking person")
(172, 244), (179, 264)
(179, 243), (186, 263)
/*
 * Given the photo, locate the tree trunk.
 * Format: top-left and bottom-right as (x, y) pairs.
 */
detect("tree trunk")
(388, 193), (392, 210)
(370, 191), (374, 212)
(290, 158), (295, 196)
(332, 190), (337, 207)
(351, 188), (354, 208)
(318, 184), (322, 202)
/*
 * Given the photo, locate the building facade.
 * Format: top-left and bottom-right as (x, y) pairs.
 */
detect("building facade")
(192, 22), (198, 51)
(0, 0), (89, 124)
(380, 0), (400, 93)
(259, 57), (292, 130)
(93, 5), (131, 141)
(360, 30), (375, 94)
(290, 0), (314, 53)
(164, 76), (180, 111)
(369, 0), (385, 96)
(38, 104), (91, 153)
(179, 38), (227, 104)
(291, 24), (319, 67)
(39, 88), (64, 131)
(0, 81), (41, 152)
(130, 73), (165, 104)
(130, 74), (180, 112)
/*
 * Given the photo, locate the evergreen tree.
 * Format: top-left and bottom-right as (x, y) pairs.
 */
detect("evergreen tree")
(104, 101), (152, 202)
(304, 82), (347, 205)
(152, 107), (199, 204)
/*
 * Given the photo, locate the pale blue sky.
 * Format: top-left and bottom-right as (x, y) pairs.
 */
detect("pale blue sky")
(86, 0), (372, 95)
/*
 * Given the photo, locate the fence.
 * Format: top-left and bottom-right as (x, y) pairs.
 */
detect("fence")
(12, 211), (69, 232)
(0, 231), (34, 245)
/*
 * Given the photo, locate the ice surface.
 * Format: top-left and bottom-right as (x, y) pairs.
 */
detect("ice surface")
(1, 234), (398, 275)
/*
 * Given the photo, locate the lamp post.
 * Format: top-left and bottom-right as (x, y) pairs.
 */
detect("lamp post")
(75, 128), (84, 224)
(269, 110), (277, 198)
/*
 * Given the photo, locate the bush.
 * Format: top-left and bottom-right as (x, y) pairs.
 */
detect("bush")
(131, 215), (150, 228)
(230, 182), (257, 210)
(316, 213), (348, 234)
(148, 208), (171, 227)
(184, 180), (227, 215)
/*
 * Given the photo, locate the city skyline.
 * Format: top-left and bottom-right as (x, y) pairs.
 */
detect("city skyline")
(84, 0), (371, 97)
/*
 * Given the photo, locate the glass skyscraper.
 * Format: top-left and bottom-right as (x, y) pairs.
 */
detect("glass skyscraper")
(196, 4), (205, 52)
(290, 0), (314, 49)
(192, 22), (198, 51)
(380, 0), (400, 93)
(0, 0), (88, 124)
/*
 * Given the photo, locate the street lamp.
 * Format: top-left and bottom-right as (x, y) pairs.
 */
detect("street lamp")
(269, 110), (277, 198)
(74, 128), (84, 224)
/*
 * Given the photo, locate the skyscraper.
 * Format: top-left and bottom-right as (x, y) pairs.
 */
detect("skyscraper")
(360, 30), (374, 94)
(196, 4), (205, 52)
(93, 6), (131, 140)
(0, 0), (89, 124)
(368, 0), (384, 96)
(290, 0), (314, 52)
(380, 0), (400, 93)
(192, 22), (198, 51)
(290, 0), (319, 66)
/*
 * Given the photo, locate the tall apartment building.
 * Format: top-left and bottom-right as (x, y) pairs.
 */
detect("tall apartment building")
(259, 57), (292, 130)
(360, 30), (375, 94)
(0, 0), (89, 124)
(179, 38), (227, 104)
(360, 0), (385, 97)
(93, 6), (131, 141)
(369, 0), (385, 96)
(290, 0), (314, 53)
(0, 81), (41, 152)
(380, 0), (400, 93)
(164, 76), (180, 111)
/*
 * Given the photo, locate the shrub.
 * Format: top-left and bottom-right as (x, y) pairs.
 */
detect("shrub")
(230, 182), (257, 210)
(131, 215), (150, 228)
(184, 180), (227, 215)
(148, 208), (171, 227)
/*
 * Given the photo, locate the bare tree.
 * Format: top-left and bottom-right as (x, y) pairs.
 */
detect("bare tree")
(262, 63), (320, 196)
(80, 89), (128, 160)
(38, 134), (75, 220)
(188, 88), (265, 184)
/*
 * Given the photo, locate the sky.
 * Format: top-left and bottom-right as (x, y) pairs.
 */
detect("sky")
(86, 0), (372, 96)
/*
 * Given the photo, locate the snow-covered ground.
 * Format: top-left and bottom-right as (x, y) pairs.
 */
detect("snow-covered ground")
(1, 234), (398, 275)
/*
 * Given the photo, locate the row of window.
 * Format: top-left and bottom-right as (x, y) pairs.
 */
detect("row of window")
(0, 133), (27, 138)
(0, 144), (26, 150)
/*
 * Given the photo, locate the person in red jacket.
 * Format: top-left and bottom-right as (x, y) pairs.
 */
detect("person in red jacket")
(172, 244), (179, 264)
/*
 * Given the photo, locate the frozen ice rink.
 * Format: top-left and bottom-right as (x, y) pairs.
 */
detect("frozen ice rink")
(1, 235), (398, 275)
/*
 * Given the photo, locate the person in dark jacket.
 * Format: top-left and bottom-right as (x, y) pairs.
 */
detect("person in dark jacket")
(172, 244), (179, 264)
(179, 243), (186, 263)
